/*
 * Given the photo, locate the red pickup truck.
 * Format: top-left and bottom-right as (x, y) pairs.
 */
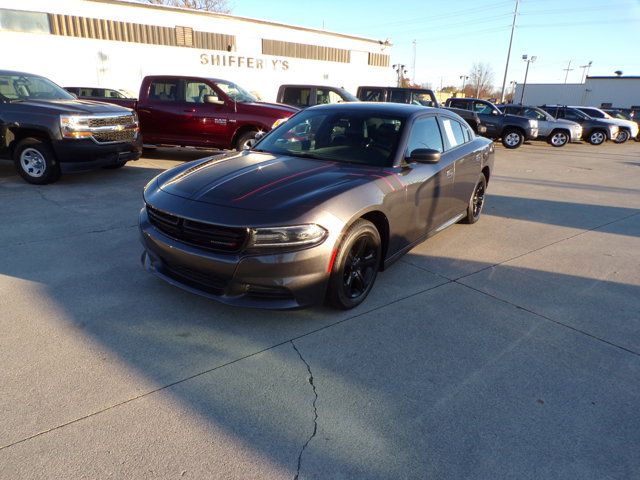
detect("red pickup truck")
(73, 76), (298, 150)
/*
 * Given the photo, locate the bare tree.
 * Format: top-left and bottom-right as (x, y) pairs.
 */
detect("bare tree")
(143, 0), (231, 13)
(468, 62), (494, 98)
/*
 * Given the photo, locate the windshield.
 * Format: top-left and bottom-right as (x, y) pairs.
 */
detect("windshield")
(0, 74), (74, 101)
(608, 110), (631, 120)
(255, 109), (405, 167)
(214, 80), (257, 103)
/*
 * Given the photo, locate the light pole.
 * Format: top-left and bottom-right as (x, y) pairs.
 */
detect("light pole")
(393, 64), (407, 87)
(580, 61), (593, 83)
(500, 0), (520, 103)
(460, 75), (469, 94)
(520, 54), (536, 104)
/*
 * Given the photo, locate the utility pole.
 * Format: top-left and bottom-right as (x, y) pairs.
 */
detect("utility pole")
(499, 0), (519, 103)
(393, 64), (406, 87)
(520, 55), (536, 104)
(580, 61), (593, 83)
(563, 60), (574, 84)
(412, 40), (417, 84)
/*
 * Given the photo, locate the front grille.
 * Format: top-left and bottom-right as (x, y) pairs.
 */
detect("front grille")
(88, 115), (135, 127)
(93, 129), (137, 143)
(147, 205), (248, 253)
(246, 285), (294, 300)
(163, 261), (227, 296)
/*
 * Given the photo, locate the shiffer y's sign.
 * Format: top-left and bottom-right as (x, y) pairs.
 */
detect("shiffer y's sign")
(200, 53), (290, 71)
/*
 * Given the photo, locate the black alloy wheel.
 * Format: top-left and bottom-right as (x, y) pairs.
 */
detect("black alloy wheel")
(236, 130), (259, 150)
(327, 219), (381, 309)
(462, 174), (487, 224)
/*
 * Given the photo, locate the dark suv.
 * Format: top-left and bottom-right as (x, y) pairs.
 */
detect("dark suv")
(445, 98), (538, 149)
(539, 105), (619, 145)
(277, 85), (358, 108)
(356, 86), (486, 136)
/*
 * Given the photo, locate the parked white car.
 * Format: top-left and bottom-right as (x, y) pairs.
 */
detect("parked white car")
(574, 106), (639, 143)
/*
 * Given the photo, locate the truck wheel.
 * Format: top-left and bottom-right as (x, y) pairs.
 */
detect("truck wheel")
(235, 130), (259, 150)
(501, 128), (524, 149)
(614, 130), (629, 144)
(588, 130), (606, 145)
(549, 130), (569, 147)
(326, 219), (381, 310)
(13, 138), (61, 185)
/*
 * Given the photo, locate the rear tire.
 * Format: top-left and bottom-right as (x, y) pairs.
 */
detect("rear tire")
(326, 219), (381, 310)
(235, 130), (259, 151)
(461, 174), (487, 224)
(548, 130), (569, 147)
(13, 137), (61, 185)
(614, 129), (629, 144)
(501, 128), (524, 149)
(588, 130), (606, 145)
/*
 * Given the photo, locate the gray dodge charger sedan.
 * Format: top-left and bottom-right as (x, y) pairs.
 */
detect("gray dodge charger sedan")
(140, 103), (494, 309)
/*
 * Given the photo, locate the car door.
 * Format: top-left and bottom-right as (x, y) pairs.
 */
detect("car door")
(181, 79), (230, 147)
(137, 78), (185, 145)
(399, 114), (454, 239)
(439, 116), (480, 215)
(473, 101), (501, 137)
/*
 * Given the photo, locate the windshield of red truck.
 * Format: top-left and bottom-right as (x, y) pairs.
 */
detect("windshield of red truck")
(215, 80), (257, 103)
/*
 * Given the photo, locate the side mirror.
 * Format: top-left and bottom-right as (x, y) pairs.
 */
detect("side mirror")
(254, 131), (265, 141)
(204, 95), (225, 105)
(409, 148), (441, 164)
(492, 110), (500, 115)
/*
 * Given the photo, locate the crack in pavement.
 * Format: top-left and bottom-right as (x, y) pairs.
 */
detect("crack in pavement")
(291, 341), (318, 480)
(0, 281), (449, 452)
(3, 224), (138, 248)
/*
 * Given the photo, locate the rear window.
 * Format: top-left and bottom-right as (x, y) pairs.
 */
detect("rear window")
(359, 88), (385, 102)
(282, 87), (311, 107)
(149, 80), (179, 102)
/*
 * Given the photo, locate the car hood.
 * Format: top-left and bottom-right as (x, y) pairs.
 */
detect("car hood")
(237, 101), (299, 117)
(11, 99), (133, 115)
(156, 151), (389, 212)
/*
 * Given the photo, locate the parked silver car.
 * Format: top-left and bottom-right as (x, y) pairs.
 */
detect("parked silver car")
(500, 104), (582, 147)
(573, 106), (639, 144)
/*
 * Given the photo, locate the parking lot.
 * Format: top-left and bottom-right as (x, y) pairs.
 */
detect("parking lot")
(1, 141), (639, 479)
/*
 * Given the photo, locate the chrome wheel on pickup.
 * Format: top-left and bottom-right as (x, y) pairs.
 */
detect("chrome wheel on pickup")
(501, 128), (524, 149)
(13, 138), (61, 185)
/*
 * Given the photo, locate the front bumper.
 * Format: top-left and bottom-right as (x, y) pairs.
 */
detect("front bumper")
(52, 135), (142, 172)
(139, 208), (333, 309)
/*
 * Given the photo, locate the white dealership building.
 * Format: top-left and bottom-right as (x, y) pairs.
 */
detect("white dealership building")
(514, 76), (640, 109)
(0, 0), (394, 101)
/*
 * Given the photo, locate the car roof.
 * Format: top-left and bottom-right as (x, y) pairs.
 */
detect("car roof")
(305, 102), (450, 117)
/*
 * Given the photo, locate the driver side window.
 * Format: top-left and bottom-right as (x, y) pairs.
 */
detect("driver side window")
(406, 116), (444, 156)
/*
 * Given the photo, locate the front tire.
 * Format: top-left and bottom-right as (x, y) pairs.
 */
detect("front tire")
(461, 174), (487, 224)
(588, 130), (606, 145)
(13, 137), (61, 185)
(326, 219), (381, 310)
(501, 128), (524, 149)
(235, 130), (259, 151)
(614, 130), (629, 144)
(549, 130), (569, 147)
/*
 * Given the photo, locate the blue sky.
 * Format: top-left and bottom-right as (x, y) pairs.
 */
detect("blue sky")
(232, 0), (640, 90)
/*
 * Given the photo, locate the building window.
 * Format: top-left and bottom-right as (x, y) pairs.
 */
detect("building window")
(0, 8), (50, 34)
(368, 52), (390, 68)
(175, 25), (193, 47)
(262, 39), (350, 63)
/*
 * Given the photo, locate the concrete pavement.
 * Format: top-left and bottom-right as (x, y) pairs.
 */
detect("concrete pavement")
(1, 141), (639, 479)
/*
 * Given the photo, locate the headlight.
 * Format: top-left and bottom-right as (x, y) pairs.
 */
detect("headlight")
(60, 114), (92, 139)
(528, 119), (538, 128)
(272, 117), (289, 129)
(248, 224), (327, 248)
